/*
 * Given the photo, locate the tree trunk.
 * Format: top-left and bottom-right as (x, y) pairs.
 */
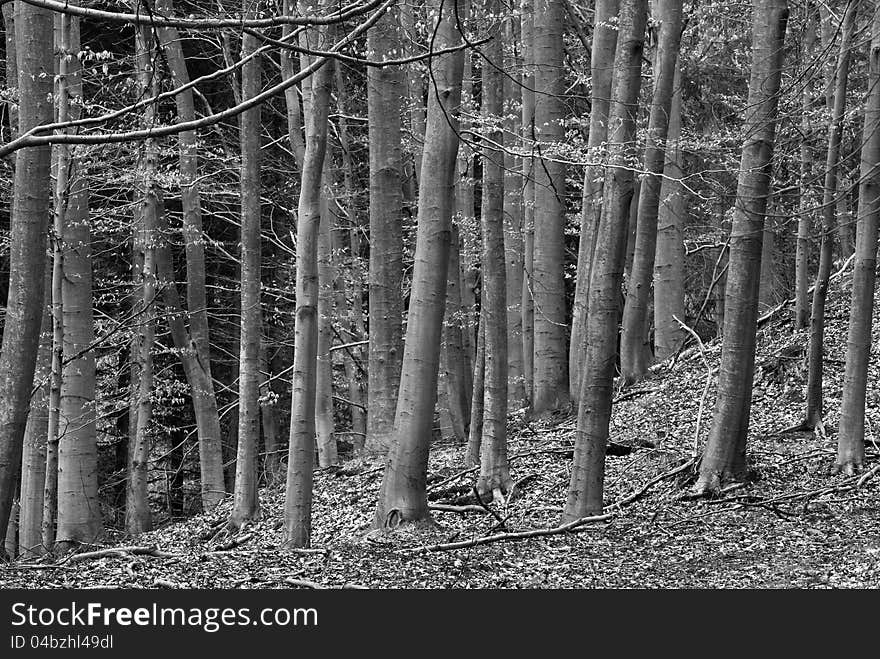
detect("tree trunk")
(228, 9), (263, 530)
(456, 55), (479, 366)
(374, 0), (467, 527)
(652, 64), (686, 361)
(562, 0), (648, 520)
(56, 15), (101, 545)
(19, 273), (50, 557)
(283, 5), (334, 548)
(531, 0), (569, 415)
(836, 6), (880, 475)
(315, 161), (338, 468)
(334, 70), (367, 446)
(794, 8), (817, 329)
(570, 0), (619, 402)
(156, 0), (226, 512)
(443, 223), (472, 443)
(0, 0), (53, 555)
(259, 343), (283, 481)
(366, 0), (404, 454)
(803, 0), (858, 430)
(477, 0), (511, 501)
(693, 0), (788, 494)
(521, 0), (536, 403)
(619, 0), (684, 384)
(504, 13), (527, 411)
(466, 313), (486, 468)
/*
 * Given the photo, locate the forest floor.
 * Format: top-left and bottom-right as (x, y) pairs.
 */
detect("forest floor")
(4, 267), (880, 588)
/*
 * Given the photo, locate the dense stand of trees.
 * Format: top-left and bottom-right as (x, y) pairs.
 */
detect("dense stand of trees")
(1, 0), (880, 557)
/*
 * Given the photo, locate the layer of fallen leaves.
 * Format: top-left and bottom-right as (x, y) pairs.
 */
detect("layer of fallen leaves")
(4, 270), (880, 589)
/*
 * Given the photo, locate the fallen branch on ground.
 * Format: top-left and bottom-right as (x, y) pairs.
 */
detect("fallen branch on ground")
(401, 458), (695, 553)
(63, 545), (172, 564)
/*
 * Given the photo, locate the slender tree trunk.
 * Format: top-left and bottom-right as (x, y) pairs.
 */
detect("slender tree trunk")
(0, 0), (53, 554)
(803, 0), (858, 430)
(156, 0), (226, 512)
(42, 241), (63, 549)
(562, 0), (648, 520)
(652, 64), (686, 360)
(477, 0), (511, 501)
(125, 23), (160, 537)
(443, 223), (472, 442)
(836, 6), (880, 475)
(228, 6), (263, 530)
(521, 0), (535, 403)
(283, 5), (334, 548)
(619, 0), (684, 384)
(366, 0), (404, 454)
(259, 344), (283, 481)
(531, 0), (569, 414)
(466, 313), (486, 468)
(315, 161), (338, 468)
(693, 0), (788, 494)
(56, 15), (101, 544)
(374, 0), (467, 527)
(456, 55), (479, 364)
(334, 71), (367, 445)
(794, 9), (817, 329)
(570, 0), (619, 402)
(504, 14), (527, 410)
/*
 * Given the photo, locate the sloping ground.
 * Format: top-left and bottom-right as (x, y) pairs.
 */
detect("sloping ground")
(4, 270), (880, 588)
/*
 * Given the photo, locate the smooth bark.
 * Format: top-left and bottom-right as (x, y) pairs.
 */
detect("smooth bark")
(694, 0), (789, 493)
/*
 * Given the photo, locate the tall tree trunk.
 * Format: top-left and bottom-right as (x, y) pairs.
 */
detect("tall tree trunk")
(693, 0), (788, 494)
(125, 23), (160, 537)
(794, 8), (817, 329)
(562, 0), (648, 520)
(156, 0), (226, 512)
(652, 64), (686, 360)
(282, 4), (334, 549)
(334, 69), (367, 446)
(56, 15), (100, 545)
(504, 13), (527, 410)
(477, 0), (511, 501)
(0, 0), (53, 555)
(228, 6), (263, 530)
(466, 312), (486, 468)
(836, 6), (880, 475)
(619, 0), (684, 384)
(374, 0), (467, 527)
(456, 55), (479, 364)
(520, 0), (536, 403)
(315, 161), (338, 468)
(569, 0), (619, 401)
(531, 0), (569, 414)
(366, 0), (404, 454)
(802, 0), (858, 430)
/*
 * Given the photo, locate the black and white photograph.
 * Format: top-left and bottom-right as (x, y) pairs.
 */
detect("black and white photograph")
(0, 0), (878, 637)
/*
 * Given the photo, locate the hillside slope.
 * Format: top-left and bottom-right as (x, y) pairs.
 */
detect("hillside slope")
(5, 268), (880, 588)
